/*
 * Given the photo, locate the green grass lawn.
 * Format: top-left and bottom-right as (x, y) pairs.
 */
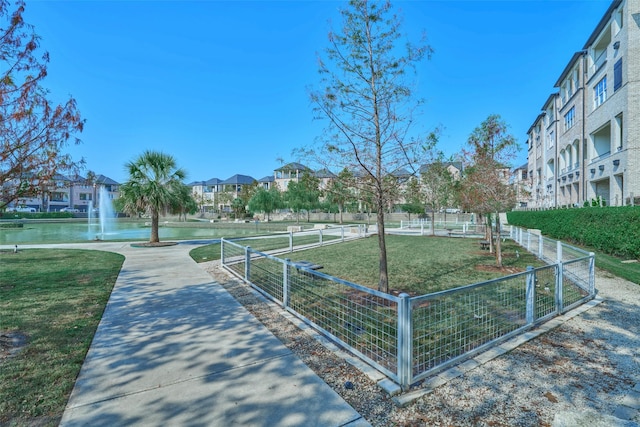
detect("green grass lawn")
(0, 249), (124, 426)
(594, 251), (640, 284)
(0, 233), (597, 426)
(285, 235), (546, 294)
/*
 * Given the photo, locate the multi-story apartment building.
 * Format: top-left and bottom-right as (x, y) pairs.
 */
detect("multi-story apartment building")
(527, 0), (639, 208)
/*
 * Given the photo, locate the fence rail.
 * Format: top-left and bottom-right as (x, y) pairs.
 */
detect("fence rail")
(221, 225), (595, 390)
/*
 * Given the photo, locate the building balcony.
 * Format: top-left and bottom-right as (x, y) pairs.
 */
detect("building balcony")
(589, 151), (611, 164)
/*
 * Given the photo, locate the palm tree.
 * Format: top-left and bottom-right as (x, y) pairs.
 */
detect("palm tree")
(119, 150), (187, 243)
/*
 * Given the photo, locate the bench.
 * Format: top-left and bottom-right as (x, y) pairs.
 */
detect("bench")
(479, 240), (490, 250)
(445, 228), (454, 237)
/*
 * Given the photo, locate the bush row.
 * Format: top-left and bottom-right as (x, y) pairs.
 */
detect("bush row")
(507, 207), (640, 260)
(0, 212), (73, 220)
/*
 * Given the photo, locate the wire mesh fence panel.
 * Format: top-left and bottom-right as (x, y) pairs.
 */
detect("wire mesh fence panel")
(528, 233), (540, 254)
(221, 239), (246, 278)
(560, 243), (591, 262)
(541, 236), (558, 263)
(287, 268), (400, 376)
(533, 265), (557, 319)
(562, 258), (591, 308)
(411, 273), (528, 378)
(249, 255), (285, 303)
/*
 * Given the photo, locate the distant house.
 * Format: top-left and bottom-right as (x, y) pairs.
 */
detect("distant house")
(419, 161), (463, 181)
(7, 173), (120, 212)
(274, 162), (312, 191)
(313, 168), (336, 192)
(189, 177), (222, 212)
(258, 175), (275, 190)
(220, 174), (256, 197)
(511, 163), (531, 208)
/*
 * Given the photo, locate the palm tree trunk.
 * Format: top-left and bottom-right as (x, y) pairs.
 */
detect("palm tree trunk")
(151, 211), (160, 243)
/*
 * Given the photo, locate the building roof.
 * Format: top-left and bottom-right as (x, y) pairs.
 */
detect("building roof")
(274, 162), (310, 172)
(314, 168), (336, 179)
(553, 51), (584, 88)
(205, 177), (222, 185)
(527, 113), (545, 135)
(540, 92), (559, 111)
(258, 175), (275, 183)
(390, 167), (413, 178)
(219, 174), (256, 185)
(419, 161), (463, 174)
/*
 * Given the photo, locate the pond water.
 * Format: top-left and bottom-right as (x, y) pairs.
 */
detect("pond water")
(0, 220), (264, 245)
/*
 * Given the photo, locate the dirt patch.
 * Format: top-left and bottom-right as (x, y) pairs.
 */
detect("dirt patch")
(0, 330), (29, 362)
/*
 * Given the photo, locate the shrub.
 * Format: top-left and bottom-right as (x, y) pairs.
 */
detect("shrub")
(507, 206), (640, 259)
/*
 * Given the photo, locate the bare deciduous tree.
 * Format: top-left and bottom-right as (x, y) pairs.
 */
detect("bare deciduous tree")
(307, 0), (436, 292)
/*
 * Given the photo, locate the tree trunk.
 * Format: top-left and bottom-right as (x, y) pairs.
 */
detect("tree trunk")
(487, 214), (494, 253)
(495, 212), (503, 267)
(376, 208), (389, 293)
(151, 211), (160, 243)
(339, 205), (343, 224)
(431, 210), (435, 236)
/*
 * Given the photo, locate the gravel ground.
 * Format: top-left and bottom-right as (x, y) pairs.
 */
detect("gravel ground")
(202, 262), (640, 427)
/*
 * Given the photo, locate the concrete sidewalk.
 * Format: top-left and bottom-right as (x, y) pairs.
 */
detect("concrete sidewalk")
(55, 241), (369, 426)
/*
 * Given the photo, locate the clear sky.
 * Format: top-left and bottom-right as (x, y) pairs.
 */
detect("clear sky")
(24, 0), (613, 184)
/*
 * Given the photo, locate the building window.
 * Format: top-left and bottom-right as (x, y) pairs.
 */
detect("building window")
(564, 107), (575, 131)
(547, 130), (554, 149)
(594, 76), (607, 108)
(614, 58), (622, 91)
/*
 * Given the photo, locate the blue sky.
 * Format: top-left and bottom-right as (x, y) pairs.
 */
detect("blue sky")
(25, 0), (612, 184)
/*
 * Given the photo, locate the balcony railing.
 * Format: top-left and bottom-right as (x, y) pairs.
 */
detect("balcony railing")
(590, 151), (611, 164)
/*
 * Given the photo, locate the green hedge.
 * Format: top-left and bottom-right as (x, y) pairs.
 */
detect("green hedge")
(0, 212), (73, 220)
(507, 207), (640, 259)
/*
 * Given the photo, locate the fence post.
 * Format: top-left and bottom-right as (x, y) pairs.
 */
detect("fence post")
(555, 261), (564, 314)
(289, 231), (293, 252)
(341, 226), (345, 242)
(420, 222), (424, 235)
(397, 293), (412, 391)
(589, 252), (596, 296)
(283, 259), (290, 309)
(526, 266), (535, 324)
(319, 229), (323, 246)
(245, 246), (251, 282)
(556, 240), (563, 263)
(526, 231), (531, 251)
(220, 238), (225, 267)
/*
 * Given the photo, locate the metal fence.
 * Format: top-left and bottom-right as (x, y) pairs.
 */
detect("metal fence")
(221, 226), (596, 390)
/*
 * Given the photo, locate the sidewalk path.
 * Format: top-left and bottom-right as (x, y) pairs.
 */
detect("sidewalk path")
(41, 241), (369, 427)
